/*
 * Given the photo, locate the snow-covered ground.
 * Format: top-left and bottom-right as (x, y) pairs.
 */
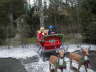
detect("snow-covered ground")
(0, 44), (95, 72)
(0, 44), (96, 59)
(24, 57), (94, 72)
(0, 44), (39, 59)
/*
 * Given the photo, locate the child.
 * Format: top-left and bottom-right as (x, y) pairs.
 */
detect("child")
(37, 27), (45, 41)
(37, 30), (44, 41)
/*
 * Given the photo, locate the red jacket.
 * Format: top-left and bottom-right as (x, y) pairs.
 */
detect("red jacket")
(37, 32), (44, 41)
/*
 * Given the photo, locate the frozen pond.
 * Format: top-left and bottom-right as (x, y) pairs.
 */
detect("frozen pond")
(0, 58), (27, 72)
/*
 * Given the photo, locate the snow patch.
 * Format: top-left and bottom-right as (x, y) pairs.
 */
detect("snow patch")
(0, 45), (39, 59)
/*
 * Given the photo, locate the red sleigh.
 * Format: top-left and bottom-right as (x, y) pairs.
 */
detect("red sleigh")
(37, 34), (64, 52)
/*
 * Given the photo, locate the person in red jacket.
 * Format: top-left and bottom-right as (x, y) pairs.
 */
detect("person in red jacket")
(37, 30), (44, 41)
(37, 27), (49, 41)
(37, 27), (45, 40)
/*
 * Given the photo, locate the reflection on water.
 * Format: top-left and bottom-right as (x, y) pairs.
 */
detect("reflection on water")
(0, 58), (27, 72)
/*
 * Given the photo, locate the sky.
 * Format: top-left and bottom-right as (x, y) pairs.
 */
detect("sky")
(27, 0), (50, 7)
(26, 0), (73, 7)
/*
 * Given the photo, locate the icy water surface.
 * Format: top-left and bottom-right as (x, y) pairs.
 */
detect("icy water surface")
(0, 58), (27, 72)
